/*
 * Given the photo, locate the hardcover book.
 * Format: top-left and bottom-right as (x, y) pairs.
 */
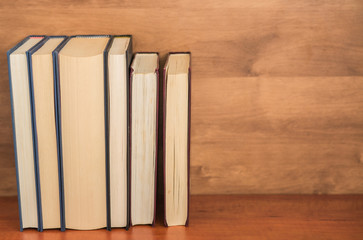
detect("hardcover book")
(54, 35), (111, 230)
(107, 35), (133, 230)
(7, 35), (46, 231)
(28, 36), (68, 231)
(163, 53), (191, 227)
(130, 53), (159, 226)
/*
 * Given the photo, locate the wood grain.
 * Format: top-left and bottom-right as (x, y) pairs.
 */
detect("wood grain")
(0, 195), (363, 239)
(1, 0), (363, 195)
(191, 76), (363, 194)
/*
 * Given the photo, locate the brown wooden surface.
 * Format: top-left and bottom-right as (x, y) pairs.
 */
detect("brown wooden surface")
(1, 0), (363, 195)
(0, 195), (363, 239)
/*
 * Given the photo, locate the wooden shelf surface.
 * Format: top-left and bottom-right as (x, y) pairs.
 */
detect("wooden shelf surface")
(0, 195), (362, 239)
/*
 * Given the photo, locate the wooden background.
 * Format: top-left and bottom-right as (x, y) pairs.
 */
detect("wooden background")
(0, 0), (362, 195)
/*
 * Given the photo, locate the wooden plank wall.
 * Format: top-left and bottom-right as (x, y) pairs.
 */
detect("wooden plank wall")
(0, 0), (362, 195)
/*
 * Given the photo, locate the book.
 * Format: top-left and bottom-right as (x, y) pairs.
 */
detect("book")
(28, 36), (68, 231)
(7, 35), (46, 231)
(163, 53), (191, 227)
(9, 34), (189, 231)
(54, 35), (111, 230)
(107, 35), (133, 229)
(130, 53), (159, 226)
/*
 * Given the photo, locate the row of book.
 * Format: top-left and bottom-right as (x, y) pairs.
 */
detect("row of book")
(7, 35), (191, 231)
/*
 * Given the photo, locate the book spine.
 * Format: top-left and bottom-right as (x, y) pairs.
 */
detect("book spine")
(26, 36), (49, 232)
(128, 66), (134, 227)
(186, 55), (191, 227)
(153, 56), (160, 227)
(125, 35), (132, 231)
(104, 37), (113, 231)
(52, 37), (70, 232)
(162, 54), (169, 227)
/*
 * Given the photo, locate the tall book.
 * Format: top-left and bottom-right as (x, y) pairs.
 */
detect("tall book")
(163, 53), (191, 227)
(130, 53), (159, 226)
(54, 35), (111, 230)
(107, 36), (133, 229)
(27, 36), (68, 231)
(7, 35), (46, 231)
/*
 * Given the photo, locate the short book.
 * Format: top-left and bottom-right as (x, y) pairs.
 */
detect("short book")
(163, 53), (191, 227)
(130, 53), (159, 226)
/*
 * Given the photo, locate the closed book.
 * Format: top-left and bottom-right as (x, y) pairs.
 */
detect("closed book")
(130, 53), (159, 226)
(107, 35), (133, 230)
(53, 35), (111, 230)
(163, 52), (191, 227)
(27, 36), (68, 231)
(7, 35), (47, 231)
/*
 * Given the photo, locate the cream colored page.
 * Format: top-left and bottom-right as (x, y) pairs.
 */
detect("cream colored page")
(59, 37), (109, 230)
(131, 73), (157, 225)
(109, 52), (127, 227)
(165, 73), (189, 226)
